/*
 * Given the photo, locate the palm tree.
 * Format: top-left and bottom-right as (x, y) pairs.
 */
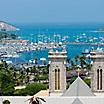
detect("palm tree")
(2, 100), (10, 104)
(26, 97), (46, 104)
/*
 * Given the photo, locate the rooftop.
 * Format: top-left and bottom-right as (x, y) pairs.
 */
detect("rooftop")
(48, 49), (67, 58)
(88, 48), (104, 58)
(34, 90), (49, 97)
(62, 77), (94, 96)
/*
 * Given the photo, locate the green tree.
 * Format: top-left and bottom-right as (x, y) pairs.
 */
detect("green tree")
(25, 83), (47, 95)
(0, 69), (15, 95)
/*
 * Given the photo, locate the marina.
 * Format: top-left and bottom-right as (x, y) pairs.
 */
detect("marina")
(0, 40), (103, 65)
(1, 23), (104, 66)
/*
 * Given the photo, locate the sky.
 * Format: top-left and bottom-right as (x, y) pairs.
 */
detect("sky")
(0, 0), (104, 24)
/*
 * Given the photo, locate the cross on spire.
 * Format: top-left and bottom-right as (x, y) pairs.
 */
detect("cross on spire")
(77, 67), (81, 77)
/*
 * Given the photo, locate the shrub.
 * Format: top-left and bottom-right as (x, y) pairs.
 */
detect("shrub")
(84, 78), (91, 87)
(13, 89), (26, 96)
(25, 83), (47, 95)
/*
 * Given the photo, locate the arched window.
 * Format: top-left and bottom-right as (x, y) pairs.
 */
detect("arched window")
(58, 69), (60, 90)
(100, 69), (102, 90)
(55, 69), (57, 90)
(55, 69), (60, 90)
(97, 69), (99, 90)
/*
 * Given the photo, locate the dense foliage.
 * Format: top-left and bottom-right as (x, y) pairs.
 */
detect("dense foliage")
(14, 83), (47, 96)
(25, 83), (47, 95)
(0, 68), (15, 96)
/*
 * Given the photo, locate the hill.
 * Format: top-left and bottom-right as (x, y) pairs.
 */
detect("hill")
(0, 21), (19, 31)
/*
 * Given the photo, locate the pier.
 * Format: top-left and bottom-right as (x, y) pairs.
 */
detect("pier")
(63, 42), (104, 46)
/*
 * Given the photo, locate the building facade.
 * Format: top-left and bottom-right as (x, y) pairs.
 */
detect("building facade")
(48, 49), (67, 95)
(90, 50), (104, 92)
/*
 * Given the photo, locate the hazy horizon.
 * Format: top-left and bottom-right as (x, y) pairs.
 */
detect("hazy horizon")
(0, 0), (104, 24)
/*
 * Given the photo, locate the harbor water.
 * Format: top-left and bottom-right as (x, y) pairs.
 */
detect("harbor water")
(3, 23), (104, 64)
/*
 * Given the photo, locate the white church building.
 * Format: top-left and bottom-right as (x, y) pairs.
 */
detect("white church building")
(1, 48), (104, 104)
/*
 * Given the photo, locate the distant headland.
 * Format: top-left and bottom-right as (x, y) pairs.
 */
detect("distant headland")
(0, 21), (19, 40)
(0, 21), (19, 31)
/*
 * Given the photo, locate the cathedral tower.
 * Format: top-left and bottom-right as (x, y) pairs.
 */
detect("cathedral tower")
(48, 49), (67, 96)
(90, 49), (104, 92)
